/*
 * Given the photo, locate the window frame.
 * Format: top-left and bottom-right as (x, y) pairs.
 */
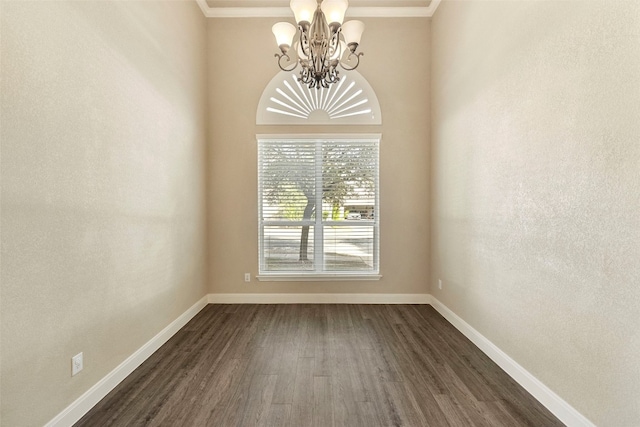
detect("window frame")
(256, 134), (382, 281)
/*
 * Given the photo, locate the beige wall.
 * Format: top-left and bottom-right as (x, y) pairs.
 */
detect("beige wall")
(6, 1), (634, 425)
(430, 1), (640, 425)
(207, 18), (431, 294)
(0, 1), (208, 425)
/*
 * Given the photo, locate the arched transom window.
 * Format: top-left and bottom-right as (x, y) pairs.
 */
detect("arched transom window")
(257, 70), (382, 125)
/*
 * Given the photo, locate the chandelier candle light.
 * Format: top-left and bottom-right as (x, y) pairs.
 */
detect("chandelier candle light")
(273, 0), (365, 89)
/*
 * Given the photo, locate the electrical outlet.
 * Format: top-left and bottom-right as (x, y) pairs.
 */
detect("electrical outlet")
(438, 279), (443, 290)
(244, 273), (251, 282)
(72, 352), (83, 376)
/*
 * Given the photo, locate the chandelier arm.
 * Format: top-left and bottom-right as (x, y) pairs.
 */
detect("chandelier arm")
(323, 60), (339, 86)
(299, 28), (311, 59)
(275, 53), (298, 72)
(340, 52), (363, 71)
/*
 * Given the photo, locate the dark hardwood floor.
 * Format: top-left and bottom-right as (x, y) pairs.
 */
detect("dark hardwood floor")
(76, 304), (564, 426)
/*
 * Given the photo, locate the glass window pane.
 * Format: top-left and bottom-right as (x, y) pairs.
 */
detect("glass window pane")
(322, 143), (376, 221)
(262, 225), (314, 271)
(260, 142), (316, 221)
(323, 225), (374, 271)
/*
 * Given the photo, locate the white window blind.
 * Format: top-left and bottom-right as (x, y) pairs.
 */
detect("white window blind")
(258, 136), (379, 278)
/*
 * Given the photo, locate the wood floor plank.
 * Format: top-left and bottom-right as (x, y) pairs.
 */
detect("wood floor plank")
(348, 305), (376, 349)
(434, 394), (474, 427)
(331, 339), (368, 402)
(313, 308), (332, 376)
(239, 374), (277, 426)
(75, 304), (564, 427)
(186, 356), (250, 425)
(291, 357), (314, 427)
(363, 373), (403, 426)
(299, 307), (319, 358)
(227, 306), (262, 359)
(383, 324), (450, 425)
(359, 317), (403, 382)
(265, 403), (292, 427)
(216, 344), (277, 426)
(407, 310), (501, 402)
(383, 380), (430, 426)
(356, 401), (383, 427)
(313, 376), (334, 427)
(330, 356), (367, 427)
(475, 400), (526, 427)
(271, 341), (299, 404)
(392, 323), (450, 396)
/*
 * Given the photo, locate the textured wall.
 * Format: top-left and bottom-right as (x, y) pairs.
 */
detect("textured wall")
(207, 18), (431, 294)
(431, 1), (640, 425)
(0, 1), (208, 425)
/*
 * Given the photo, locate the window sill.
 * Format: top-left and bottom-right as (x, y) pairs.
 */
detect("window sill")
(256, 273), (382, 282)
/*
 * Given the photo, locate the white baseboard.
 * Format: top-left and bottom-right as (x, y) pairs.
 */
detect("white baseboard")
(207, 293), (431, 304)
(45, 295), (209, 427)
(429, 297), (595, 427)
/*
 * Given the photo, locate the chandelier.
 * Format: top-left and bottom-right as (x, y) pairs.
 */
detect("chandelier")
(272, 0), (365, 89)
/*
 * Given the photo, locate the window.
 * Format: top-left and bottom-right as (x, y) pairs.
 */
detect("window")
(257, 135), (380, 280)
(257, 71), (382, 125)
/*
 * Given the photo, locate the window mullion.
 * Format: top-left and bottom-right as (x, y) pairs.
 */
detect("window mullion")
(258, 147), (264, 272)
(314, 140), (323, 272)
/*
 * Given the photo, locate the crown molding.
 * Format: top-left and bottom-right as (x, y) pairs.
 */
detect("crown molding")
(195, 0), (441, 18)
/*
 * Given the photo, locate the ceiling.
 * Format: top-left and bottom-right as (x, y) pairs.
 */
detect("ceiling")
(197, 0), (440, 17)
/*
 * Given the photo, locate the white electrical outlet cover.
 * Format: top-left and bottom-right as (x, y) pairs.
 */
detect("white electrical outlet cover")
(72, 352), (83, 376)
